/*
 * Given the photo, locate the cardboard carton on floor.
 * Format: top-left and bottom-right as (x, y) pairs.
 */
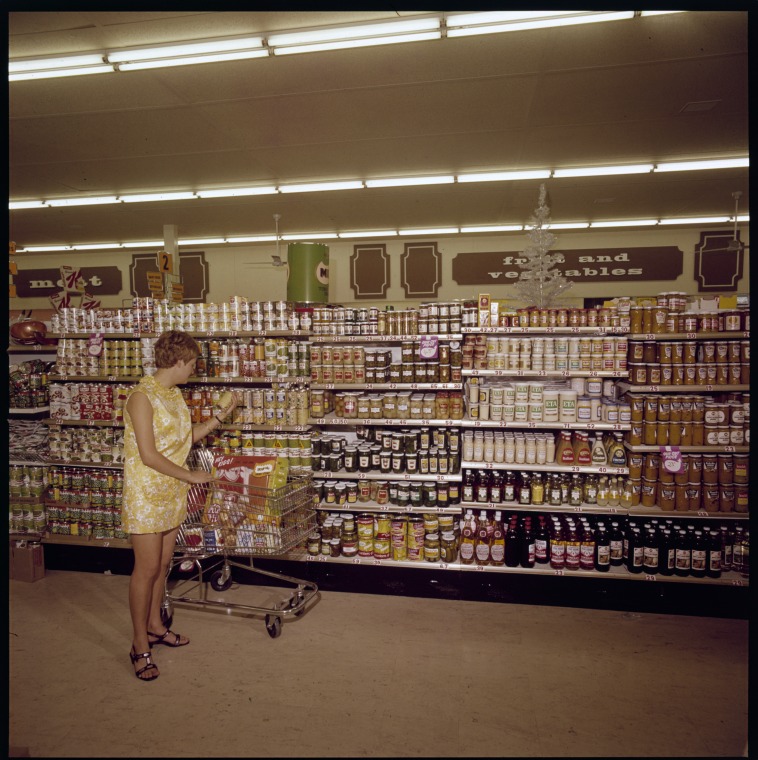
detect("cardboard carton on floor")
(9, 541), (45, 582)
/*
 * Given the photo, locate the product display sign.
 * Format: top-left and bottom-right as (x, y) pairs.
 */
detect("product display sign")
(13, 266), (123, 297)
(452, 247), (683, 285)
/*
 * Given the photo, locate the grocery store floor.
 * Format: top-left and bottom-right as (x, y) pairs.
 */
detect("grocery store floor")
(9, 569), (749, 758)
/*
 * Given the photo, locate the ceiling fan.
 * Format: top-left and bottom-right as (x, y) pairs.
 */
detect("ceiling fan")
(706, 191), (750, 253)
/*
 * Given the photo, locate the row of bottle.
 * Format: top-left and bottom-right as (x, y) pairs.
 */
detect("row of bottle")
(462, 469), (630, 507)
(459, 510), (749, 577)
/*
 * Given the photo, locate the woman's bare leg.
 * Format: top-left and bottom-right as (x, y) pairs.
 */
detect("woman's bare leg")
(129, 532), (163, 677)
(146, 526), (189, 645)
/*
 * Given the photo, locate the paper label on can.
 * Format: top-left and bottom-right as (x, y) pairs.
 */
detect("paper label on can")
(659, 446), (683, 473)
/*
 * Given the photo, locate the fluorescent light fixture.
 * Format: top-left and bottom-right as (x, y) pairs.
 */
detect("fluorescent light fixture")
(23, 245), (71, 252)
(269, 17), (440, 46)
(10, 53), (106, 73)
(70, 243), (125, 250)
(278, 181), (364, 193)
(446, 11), (635, 38)
(46, 196), (120, 207)
(447, 11), (580, 26)
(365, 175), (454, 188)
(457, 170), (550, 183)
(225, 235), (278, 243)
(736, 215), (750, 223)
(119, 192), (197, 203)
(338, 230), (399, 238)
(655, 158), (749, 172)
(118, 50), (269, 72)
(640, 11), (686, 16)
(107, 36), (264, 63)
(545, 222), (591, 230)
(122, 241), (164, 248)
(9, 201), (49, 210)
(460, 225), (524, 233)
(9, 53), (113, 82)
(399, 227), (459, 235)
(178, 238), (227, 245)
(553, 164), (653, 178)
(273, 32), (441, 55)
(590, 220), (658, 228)
(658, 216), (730, 225)
(10, 65), (114, 81)
(195, 186), (277, 198)
(281, 233), (339, 240)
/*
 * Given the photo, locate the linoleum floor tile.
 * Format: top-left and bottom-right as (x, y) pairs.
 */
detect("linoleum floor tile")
(9, 570), (749, 758)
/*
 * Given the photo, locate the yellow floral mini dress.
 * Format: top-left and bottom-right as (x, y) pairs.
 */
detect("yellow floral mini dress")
(121, 375), (192, 534)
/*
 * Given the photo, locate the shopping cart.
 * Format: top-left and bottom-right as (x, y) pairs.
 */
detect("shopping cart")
(161, 448), (319, 638)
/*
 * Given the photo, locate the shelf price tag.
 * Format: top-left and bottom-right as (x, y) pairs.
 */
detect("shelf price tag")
(644, 574), (656, 581)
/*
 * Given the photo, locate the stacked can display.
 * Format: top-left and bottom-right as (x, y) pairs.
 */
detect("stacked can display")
(463, 333), (627, 373)
(194, 337), (309, 380)
(9, 360), (50, 409)
(9, 464), (47, 534)
(47, 426), (124, 464)
(45, 466), (127, 539)
(310, 302), (463, 336)
(54, 338), (148, 377)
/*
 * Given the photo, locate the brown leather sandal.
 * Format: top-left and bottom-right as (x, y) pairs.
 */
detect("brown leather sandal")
(130, 647), (159, 681)
(147, 628), (189, 648)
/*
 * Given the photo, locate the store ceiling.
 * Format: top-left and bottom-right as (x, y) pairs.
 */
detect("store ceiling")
(8, 10), (750, 248)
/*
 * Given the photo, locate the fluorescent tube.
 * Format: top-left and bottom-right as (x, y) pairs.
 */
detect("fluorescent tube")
(365, 176), (454, 188)
(107, 36), (264, 63)
(278, 181), (364, 193)
(268, 18), (440, 46)
(457, 170), (550, 183)
(553, 164), (653, 178)
(658, 216), (730, 225)
(339, 230), (399, 238)
(46, 196), (120, 207)
(196, 186), (277, 198)
(119, 192), (197, 203)
(655, 158), (749, 172)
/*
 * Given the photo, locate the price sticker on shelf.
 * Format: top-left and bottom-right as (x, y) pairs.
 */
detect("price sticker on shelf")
(644, 574), (657, 581)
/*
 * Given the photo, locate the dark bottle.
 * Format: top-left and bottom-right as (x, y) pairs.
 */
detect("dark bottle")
(658, 529), (675, 576)
(549, 523), (566, 570)
(627, 527), (644, 574)
(579, 523), (596, 571)
(520, 521), (535, 568)
(503, 472), (516, 503)
(517, 473), (532, 505)
(706, 530), (722, 579)
(595, 527), (610, 572)
(674, 530), (691, 577)
(489, 470), (503, 504)
(609, 521), (624, 567)
(448, 479), (461, 505)
(475, 470), (490, 504)
(720, 525), (733, 571)
(690, 530), (707, 578)
(462, 469), (475, 503)
(504, 522), (521, 567)
(534, 519), (550, 564)
(642, 529), (659, 575)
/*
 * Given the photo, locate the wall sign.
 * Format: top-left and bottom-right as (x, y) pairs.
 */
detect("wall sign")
(452, 247), (683, 285)
(130, 251), (208, 303)
(694, 231), (744, 292)
(13, 266), (123, 297)
(350, 244), (390, 299)
(401, 242), (441, 298)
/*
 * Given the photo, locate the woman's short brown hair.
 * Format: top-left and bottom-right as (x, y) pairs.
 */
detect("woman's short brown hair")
(154, 330), (201, 369)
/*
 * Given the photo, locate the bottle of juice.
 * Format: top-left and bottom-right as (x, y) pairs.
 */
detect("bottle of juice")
(550, 522), (566, 569)
(459, 509), (477, 565)
(490, 511), (505, 566)
(565, 522), (581, 570)
(474, 510), (490, 566)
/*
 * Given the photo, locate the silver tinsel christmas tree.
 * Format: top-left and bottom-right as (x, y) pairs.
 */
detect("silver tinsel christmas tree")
(515, 184), (573, 308)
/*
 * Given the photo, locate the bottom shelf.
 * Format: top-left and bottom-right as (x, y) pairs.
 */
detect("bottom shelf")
(280, 550), (747, 586)
(40, 534), (131, 549)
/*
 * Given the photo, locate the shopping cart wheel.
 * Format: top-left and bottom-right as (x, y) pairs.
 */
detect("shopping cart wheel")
(209, 569), (233, 592)
(265, 615), (282, 638)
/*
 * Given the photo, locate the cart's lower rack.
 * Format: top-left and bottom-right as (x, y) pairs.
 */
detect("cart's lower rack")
(460, 460), (629, 475)
(312, 470), (462, 482)
(295, 553), (748, 584)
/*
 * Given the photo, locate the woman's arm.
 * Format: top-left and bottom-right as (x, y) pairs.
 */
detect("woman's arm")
(192, 391), (240, 443)
(127, 391), (211, 484)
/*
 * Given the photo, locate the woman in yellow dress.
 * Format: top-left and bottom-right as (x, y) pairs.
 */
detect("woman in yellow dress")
(122, 330), (238, 681)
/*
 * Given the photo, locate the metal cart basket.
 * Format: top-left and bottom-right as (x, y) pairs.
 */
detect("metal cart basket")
(162, 449), (319, 638)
